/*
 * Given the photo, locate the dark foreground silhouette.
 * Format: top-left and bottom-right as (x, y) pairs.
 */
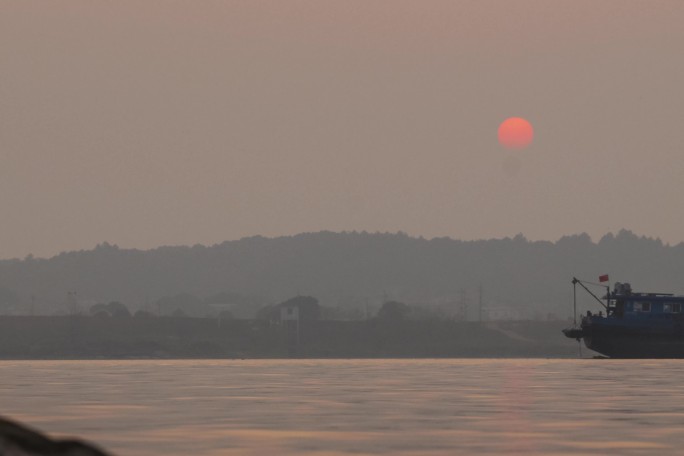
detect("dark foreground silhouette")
(0, 416), (109, 456)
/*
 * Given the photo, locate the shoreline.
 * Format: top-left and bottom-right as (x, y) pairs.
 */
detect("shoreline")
(0, 316), (582, 359)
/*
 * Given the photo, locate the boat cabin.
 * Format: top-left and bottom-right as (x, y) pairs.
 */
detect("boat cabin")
(606, 282), (684, 319)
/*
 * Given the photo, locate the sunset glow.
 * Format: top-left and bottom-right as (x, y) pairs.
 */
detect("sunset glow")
(498, 117), (534, 150)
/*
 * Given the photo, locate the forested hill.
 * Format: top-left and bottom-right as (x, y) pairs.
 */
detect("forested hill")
(0, 230), (681, 316)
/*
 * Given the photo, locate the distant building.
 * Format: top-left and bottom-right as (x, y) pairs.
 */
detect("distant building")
(259, 296), (320, 324)
(280, 304), (300, 321)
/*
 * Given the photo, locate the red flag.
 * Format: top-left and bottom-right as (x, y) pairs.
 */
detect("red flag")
(599, 274), (609, 283)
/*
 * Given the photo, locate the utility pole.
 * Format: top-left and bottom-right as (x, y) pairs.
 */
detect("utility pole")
(478, 285), (483, 323)
(67, 291), (79, 315)
(459, 288), (468, 321)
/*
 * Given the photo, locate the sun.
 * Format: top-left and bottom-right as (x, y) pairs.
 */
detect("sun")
(498, 117), (534, 150)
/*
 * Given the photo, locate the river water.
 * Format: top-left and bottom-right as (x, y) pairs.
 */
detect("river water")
(1, 359), (683, 455)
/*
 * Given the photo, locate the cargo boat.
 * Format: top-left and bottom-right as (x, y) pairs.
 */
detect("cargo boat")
(563, 278), (684, 358)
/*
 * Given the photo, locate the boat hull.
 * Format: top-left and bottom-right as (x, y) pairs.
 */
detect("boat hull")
(584, 334), (684, 358)
(582, 322), (684, 358)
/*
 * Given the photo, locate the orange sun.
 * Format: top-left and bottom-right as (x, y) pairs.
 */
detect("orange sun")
(498, 117), (534, 150)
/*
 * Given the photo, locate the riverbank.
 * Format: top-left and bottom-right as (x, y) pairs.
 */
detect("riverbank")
(0, 316), (582, 359)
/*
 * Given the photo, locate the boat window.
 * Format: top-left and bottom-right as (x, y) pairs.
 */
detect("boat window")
(633, 302), (651, 312)
(674, 303), (682, 313)
(664, 303), (672, 313)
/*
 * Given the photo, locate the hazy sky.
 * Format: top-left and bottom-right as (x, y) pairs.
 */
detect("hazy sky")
(2, 1), (683, 259)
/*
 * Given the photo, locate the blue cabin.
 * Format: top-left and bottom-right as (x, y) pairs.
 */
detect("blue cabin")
(606, 282), (684, 317)
(584, 282), (684, 333)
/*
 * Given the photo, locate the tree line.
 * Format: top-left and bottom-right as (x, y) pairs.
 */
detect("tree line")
(0, 229), (680, 319)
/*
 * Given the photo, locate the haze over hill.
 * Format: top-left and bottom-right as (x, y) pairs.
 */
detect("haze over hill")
(3, 2), (684, 260)
(0, 230), (679, 319)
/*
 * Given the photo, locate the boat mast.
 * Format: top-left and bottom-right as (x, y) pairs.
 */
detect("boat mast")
(573, 280), (577, 326)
